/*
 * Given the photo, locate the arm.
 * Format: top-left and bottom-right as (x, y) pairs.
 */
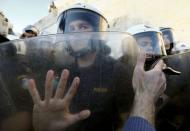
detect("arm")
(124, 51), (166, 131)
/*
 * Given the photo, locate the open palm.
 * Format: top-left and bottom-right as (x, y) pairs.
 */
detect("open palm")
(28, 69), (90, 131)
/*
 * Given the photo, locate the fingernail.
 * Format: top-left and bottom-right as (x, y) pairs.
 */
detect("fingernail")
(75, 77), (80, 86)
(81, 110), (91, 119)
(48, 70), (54, 75)
(63, 69), (69, 74)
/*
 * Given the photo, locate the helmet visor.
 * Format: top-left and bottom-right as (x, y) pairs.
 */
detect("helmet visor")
(57, 8), (108, 33)
(134, 31), (167, 57)
(161, 28), (175, 43)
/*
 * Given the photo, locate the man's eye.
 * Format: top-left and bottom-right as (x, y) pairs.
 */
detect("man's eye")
(80, 25), (88, 30)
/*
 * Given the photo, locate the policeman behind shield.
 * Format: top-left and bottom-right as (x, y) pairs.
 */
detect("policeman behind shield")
(127, 24), (167, 70)
(159, 27), (175, 55)
(20, 25), (39, 39)
(28, 3), (134, 131)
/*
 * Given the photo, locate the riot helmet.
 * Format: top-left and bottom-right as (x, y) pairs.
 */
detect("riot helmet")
(127, 24), (166, 57)
(127, 24), (167, 69)
(160, 27), (175, 55)
(22, 25), (39, 37)
(57, 3), (109, 33)
(57, 3), (110, 58)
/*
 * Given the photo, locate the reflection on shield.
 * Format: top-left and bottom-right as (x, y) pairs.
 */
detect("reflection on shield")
(0, 32), (139, 131)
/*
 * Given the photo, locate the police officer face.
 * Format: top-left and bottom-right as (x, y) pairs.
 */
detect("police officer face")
(163, 34), (171, 50)
(68, 19), (94, 33)
(136, 36), (153, 53)
(68, 19), (93, 52)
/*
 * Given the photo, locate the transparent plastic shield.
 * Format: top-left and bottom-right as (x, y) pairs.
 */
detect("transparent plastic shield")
(156, 51), (190, 130)
(0, 32), (139, 130)
(162, 51), (190, 97)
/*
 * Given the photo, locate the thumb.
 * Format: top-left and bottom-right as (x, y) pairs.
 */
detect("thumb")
(153, 60), (166, 71)
(50, 110), (91, 130)
(136, 50), (146, 71)
(72, 110), (91, 122)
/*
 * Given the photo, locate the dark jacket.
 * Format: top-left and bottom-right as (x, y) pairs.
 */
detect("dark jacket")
(55, 53), (134, 131)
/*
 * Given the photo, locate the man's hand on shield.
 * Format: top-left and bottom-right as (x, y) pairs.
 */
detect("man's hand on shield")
(131, 51), (166, 125)
(28, 69), (91, 131)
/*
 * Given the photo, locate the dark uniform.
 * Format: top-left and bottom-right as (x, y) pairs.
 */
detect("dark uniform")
(0, 35), (9, 43)
(0, 37), (16, 127)
(55, 53), (134, 131)
(0, 37), (134, 131)
(156, 52), (190, 131)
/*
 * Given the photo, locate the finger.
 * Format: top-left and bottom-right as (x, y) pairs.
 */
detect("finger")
(161, 72), (167, 91)
(156, 73), (167, 97)
(156, 82), (167, 102)
(133, 50), (146, 89)
(64, 77), (80, 105)
(55, 69), (70, 99)
(153, 60), (165, 71)
(160, 80), (167, 93)
(159, 93), (169, 102)
(52, 110), (91, 130)
(136, 50), (146, 71)
(71, 110), (91, 122)
(28, 79), (41, 105)
(161, 70), (166, 82)
(45, 70), (54, 103)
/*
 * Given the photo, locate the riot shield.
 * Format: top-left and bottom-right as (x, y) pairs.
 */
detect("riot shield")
(156, 51), (190, 131)
(0, 32), (139, 131)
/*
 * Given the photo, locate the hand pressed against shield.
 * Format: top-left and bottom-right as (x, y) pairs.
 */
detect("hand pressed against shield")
(28, 69), (91, 131)
(131, 51), (166, 125)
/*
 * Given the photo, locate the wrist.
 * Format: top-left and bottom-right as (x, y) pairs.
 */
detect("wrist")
(130, 94), (156, 125)
(134, 93), (155, 104)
